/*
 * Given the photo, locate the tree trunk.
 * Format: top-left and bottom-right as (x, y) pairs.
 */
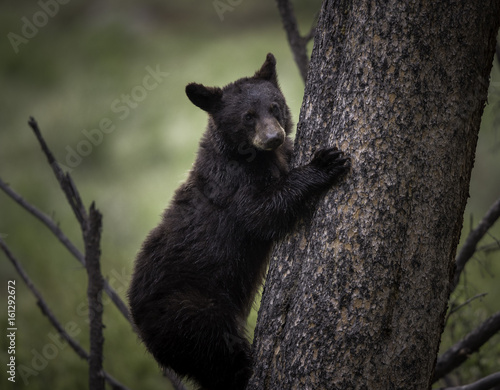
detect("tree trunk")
(249, 2), (500, 389)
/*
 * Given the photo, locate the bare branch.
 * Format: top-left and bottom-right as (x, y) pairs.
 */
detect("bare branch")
(433, 311), (500, 382)
(0, 238), (131, 390)
(452, 196), (500, 291)
(102, 372), (133, 390)
(477, 242), (500, 254)
(275, 0), (316, 82)
(102, 278), (131, 322)
(85, 203), (105, 390)
(0, 177), (85, 264)
(28, 117), (88, 227)
(304, 14), (318, 42)
(19, 118), (185, 390)
(445, 293), (488, 326)
(0, 176), (131, 322)
(438, 371), (500, 390)
(0, 237), (88, 360)
(2, 120), (132, 322)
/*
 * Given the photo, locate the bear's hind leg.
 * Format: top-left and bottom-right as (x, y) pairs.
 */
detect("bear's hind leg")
(188, 320), (252, 390)
(148, 294), (253, 390)
(135, 291), (252, 390)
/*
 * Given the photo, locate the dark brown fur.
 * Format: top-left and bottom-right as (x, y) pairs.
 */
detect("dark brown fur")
(128, 53), (349, 390)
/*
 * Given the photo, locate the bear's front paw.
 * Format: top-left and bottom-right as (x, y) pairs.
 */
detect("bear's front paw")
(311, 147), (350, 178)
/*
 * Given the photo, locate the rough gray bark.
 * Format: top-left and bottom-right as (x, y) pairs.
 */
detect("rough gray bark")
(249, 1), (500, 389)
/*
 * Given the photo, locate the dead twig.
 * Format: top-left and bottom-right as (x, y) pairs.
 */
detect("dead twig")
(0, 176), (83, 262)
(433, 311), (500, 382)
(444, 293), (488, 326)
(452, 196), (500, 291)
(0, 177), (131, 322)
(276, 0), (317, 82)
(2, 117), (187, 390)
(0, 237), (131, 390)
(437, 371), (500, 390)
(28, 117), (88, 227)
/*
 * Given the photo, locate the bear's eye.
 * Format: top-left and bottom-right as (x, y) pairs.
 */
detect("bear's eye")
(243, 112), (255, 124)
(270, 103), (281, 118)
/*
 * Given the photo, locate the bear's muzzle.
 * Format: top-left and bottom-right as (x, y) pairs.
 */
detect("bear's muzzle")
(253, 117), (286, 151)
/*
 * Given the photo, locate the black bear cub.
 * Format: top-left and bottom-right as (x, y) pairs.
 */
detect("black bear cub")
(128, 53), (349, 390)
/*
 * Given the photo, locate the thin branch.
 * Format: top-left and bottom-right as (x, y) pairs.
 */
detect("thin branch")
(102, 372), (133, 390)
(304, 15), (317, 42)
(0, 177), (131, 322)
(476, 242), (500, 254)
(0, 176), (85, 264)
(438, 371), (500, 390)
(0, 237), (87, 360)
(28, 117), (88, 227)
(484, 231), (500, 251)
(433, 311), (500, 382)
(22, 118), (186, 390)
(452, 196), (500, 291)
(0, 238), (131, 390)
(445, 293), (488, 326)
(28, 118), (132, 321)
(275, 0), (316, 82)
(103, 275), (131, 322)
(85, 203), (105, 390)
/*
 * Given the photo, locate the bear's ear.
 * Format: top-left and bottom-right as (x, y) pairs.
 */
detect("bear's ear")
(254, 53), (278, 86)
(185, 83), (223, 113)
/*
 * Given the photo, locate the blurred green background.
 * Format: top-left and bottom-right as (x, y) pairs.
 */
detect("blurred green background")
(0, 1), (498, 389)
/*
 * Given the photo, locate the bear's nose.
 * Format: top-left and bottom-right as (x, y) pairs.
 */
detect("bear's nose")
(253, 118), (286, 151)
(262, 131), (284, 150)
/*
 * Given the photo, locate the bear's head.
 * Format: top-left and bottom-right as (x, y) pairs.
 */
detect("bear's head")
(185, 53), (292, 155)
